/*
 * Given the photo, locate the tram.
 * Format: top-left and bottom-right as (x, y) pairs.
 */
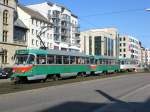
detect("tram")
(11, 49), (120, 83)
(119, 58), (138, 72)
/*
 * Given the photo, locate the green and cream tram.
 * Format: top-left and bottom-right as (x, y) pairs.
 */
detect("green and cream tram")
(11, 49), (120, 83)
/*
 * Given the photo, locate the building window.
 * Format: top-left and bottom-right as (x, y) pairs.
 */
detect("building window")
(123, 37), (126, 41)
(120, 38), (122, 41)
(104, 37), (107, 56)
(36, 40), (38, 46)
(3, 30), (8, 42)
(124, 49), (126, 52)
(32, 29), (34, 35)
(3, 10), (8, 25)
(3, 0), (8, 5)
(94, 36), (101, 55)
(2, 50), (7, 64)
(32, 19), (34, 25)
(124, 54), (126, 57)
(32, 39), (34, 45)
(36, 20), (38, 26)
(47, 42), (49, 47)
(89, 36), (92, 55)
(120, 49), (122, 52)
(36, 30), (38, 35)
(120, 43), (122, 47)
(123, 43), (126, 46)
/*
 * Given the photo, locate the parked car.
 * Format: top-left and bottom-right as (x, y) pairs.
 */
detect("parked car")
(0, 68), (8, 79)
(3, 67), (13, 78)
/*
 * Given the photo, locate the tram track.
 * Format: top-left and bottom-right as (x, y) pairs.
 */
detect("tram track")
(0, 72), (148, 95)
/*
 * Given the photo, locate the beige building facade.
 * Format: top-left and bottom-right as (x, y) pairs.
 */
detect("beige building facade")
(80, 28), (119, 58)
(0, 0), (27, 67)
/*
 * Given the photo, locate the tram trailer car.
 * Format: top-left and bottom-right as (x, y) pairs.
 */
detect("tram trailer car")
(11, 49), (120, 83)
(119, 58), (138, 72)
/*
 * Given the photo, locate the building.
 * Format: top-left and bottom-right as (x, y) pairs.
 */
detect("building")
(17, 5), (54, 49)
(14, 18), (28, 45)
(0, 0), (27, 67)
(147, 49), (150, 66)
(141, 47), (148, 68)
(27, 2), (80, 51)
(119, 35), (141, 65)
(80, 28), (119, 58)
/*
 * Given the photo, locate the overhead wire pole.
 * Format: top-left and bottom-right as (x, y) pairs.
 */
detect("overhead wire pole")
(36, 22), (54, 50)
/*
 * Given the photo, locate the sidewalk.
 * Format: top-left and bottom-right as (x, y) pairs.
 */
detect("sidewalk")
(0, 79), (9, 83)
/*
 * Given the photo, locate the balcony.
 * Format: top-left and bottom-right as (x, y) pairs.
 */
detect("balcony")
(61, 38), (70, 43)
(61, 25), (70, 30)
(72, 36), (80, 40)
(61, 14), (71, 22)
(54, 37), (60, 43)
(61, 32), (70, 37)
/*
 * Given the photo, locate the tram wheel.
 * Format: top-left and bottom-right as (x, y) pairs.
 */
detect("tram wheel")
(52, 74), (59, 81)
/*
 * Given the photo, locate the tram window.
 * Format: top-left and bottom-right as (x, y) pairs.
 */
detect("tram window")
(84, 58), (89, 64)
(47, 55), (54, 64)
(70, 56), (76, 64)
(102, 60), (105, 64)
(87, 58), (90, 64)
(112, 60), (115, 65)
(109, 60), (112, 65)
(37, 55), (46, 64)
(90, 58), (95, 64)
(121, 61), (124, 65)
(27, 55), (35, 64)
(76, 57), (82, 64)
(96, 59), (100, 65)
(81, 57), (85, 64)
(56, 55), (62, 64)
(99, 59), (102, 65)
(106, 60), (108, 65)
(63, 56), (69, 64)
(108, 60), (111, 65)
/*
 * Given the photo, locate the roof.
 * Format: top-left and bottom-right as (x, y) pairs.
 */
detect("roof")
(92, 55), (117, 60)
(14, 18), (28, 29)
(16, 49), (88, 57)
(18, 5), (49, 23)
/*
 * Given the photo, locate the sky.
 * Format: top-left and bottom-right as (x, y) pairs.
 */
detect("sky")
(19, 0), (150, 48)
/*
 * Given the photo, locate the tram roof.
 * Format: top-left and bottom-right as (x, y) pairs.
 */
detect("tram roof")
(16, 49), (88, 57)
(91, 55), (117, 60)
(119, 58), (138, 61)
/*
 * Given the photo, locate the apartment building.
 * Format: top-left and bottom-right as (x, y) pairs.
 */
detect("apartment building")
(17, 5), (54, 49)
(140, 47), (148, 67)
(147, 49), (150, 66)
(0, 0), (27, 67)
(80, 28), (119, 58)
(119, 35), (141, 64)
(27, 2), (80, 51)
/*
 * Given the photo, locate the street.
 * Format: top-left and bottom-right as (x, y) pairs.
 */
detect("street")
(0, 73), (150, 112)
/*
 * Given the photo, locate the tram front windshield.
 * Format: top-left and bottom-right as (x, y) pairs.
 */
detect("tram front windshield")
(15, 54), (35, 65)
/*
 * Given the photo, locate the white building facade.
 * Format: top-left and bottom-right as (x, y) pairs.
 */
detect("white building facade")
(17, 5), (54, 49)
(147, 49), (150, 66)
(27, 2), (80, 51)
(119, 35), (141, 65)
